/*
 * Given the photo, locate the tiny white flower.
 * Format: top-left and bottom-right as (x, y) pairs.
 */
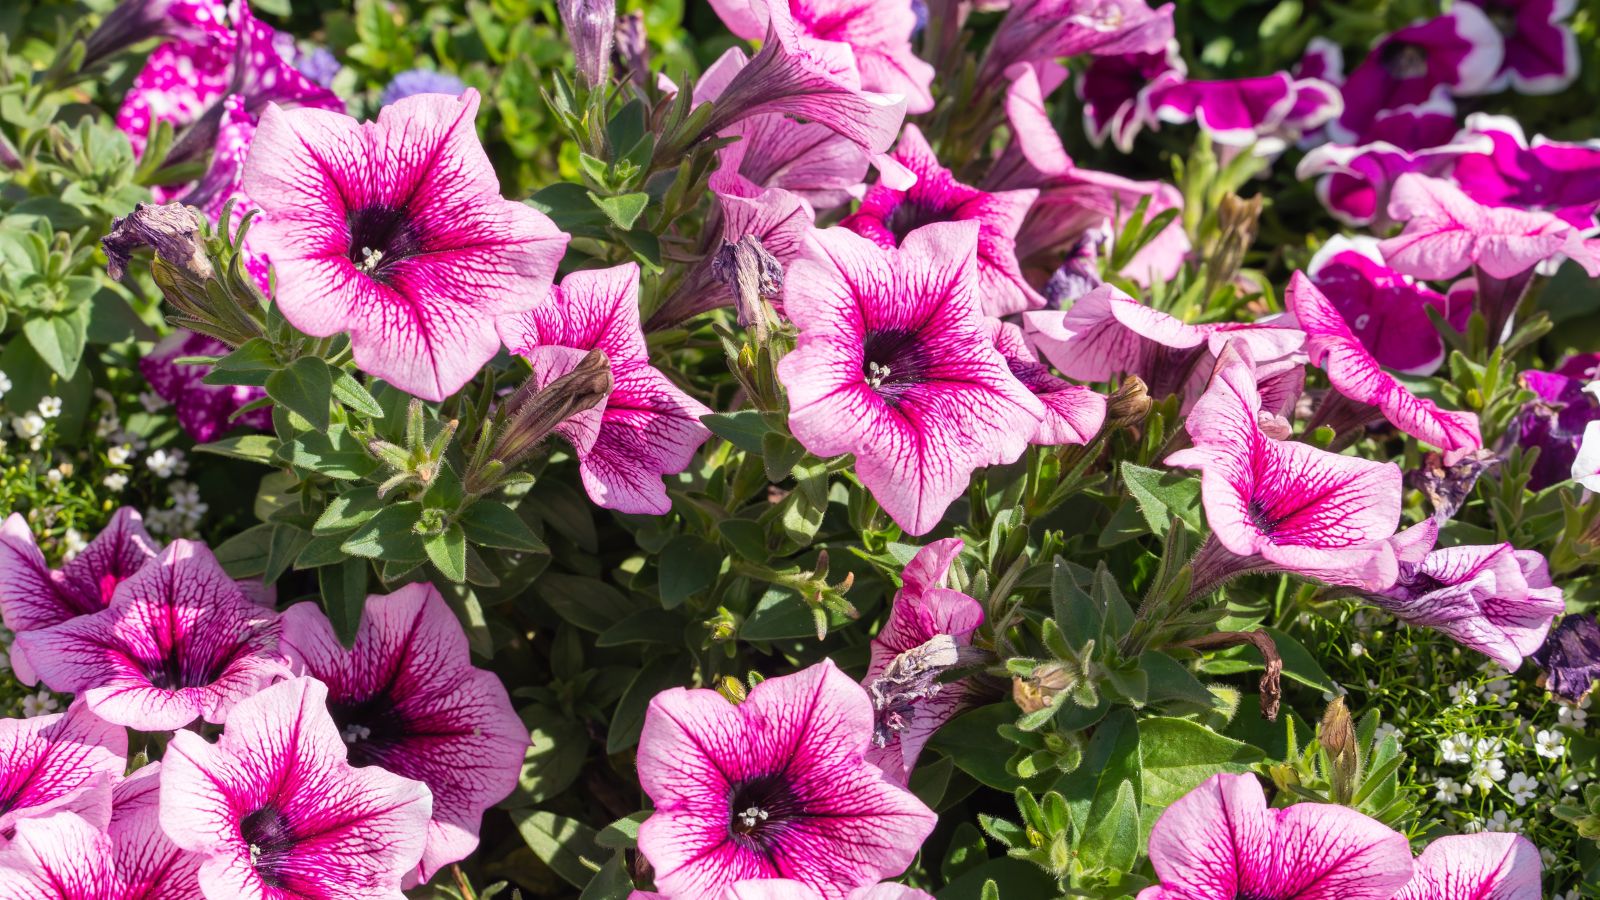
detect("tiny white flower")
(36, 396), (61, 419)
(45, 468), (63, 486)
(1473, 737), (1505, 762)
(1448, 681), (1479, 706)
(1468, 758), (1506, 791)
(1535, 729), (1566, 759)
(1483, 810), (1522, 833)
(103, 472), (129, 492)
(1350, 642), (1366, 658)
(11, 413), (45, 440)
(1433, 778), (1466, 805)
(1375, 722), (1405, 744)
(1440, 733), (1473, 764)
(146, 448), (185, 479)
(1507, 772), (1539, 805)
(21, 690), (59, 718)
(1558, 703), (1588, 730)
(61, 528), (87, 561)
(0, 371), (12, 399)
(107, 444), (133, 466)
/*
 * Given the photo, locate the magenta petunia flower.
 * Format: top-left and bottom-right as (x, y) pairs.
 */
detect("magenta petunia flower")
(776, 222), (1046, 535)
(1329, 4), (1503, 144)
(14, 540), (287, 733)
(637, 659), (937, 900)
(862, 539), (985, 785)
(1451, 113), (1600, 230)
(499, 263), (712, 515)
(1306, 236), (1469, 376)
(0, 701), (127, 839)
(1001, 61), (1074, 177)
(1136, 773), (1414, 900)
(107, 764), (204, 899)
(161, 676), (434, 898)
(1369, 543), (1565, 669)
(632, 880), (934, 900)
(1531, 614), (1600, 702)
(982, 0), (1175, 92)
(1076, 44), (1185, 152)
(1287, 272), (1482, 455)
(1511, 357), (1600, 490)
(1461, 0), (1579, 95)
(1167, 342), (1435, 592)
(1148, 73), (1341, 158)
(140, 330), (273, 443)
(279, 583), (528, 885)
(0, 509), (157, 686)
(842, 125), (1044, 317)
(242, 89), (570, 402)
(1393, 833), (1542, 900)
(709, 0), (935, 113)
(986, 319), (1107, 446)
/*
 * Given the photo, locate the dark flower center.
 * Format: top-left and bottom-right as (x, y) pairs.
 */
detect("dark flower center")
(727, 775), (802, 851)
(1247, 498), (1286, 536)
(142, 640), (245, 691)
(861, 328), (933, 407)
(886, 199), (950, 245)
(1487, 5), (1516, 37)
(328, 691), (408, 769)
(241, 804), (296, 888)
(1399, 569), (1452, 596)
(346, 204), (424, 282)
(1378, 42), (1430, 80)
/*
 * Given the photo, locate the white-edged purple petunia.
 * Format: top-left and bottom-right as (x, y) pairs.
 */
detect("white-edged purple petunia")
(1451, 113), (1600, 230)
(0, 701), (126, 841)
(982, 0), (1175, 92)
(1393, 832), (1542, 900)
(1076, 44), (1186, 153)
(14, 540), (287, 733)
(1147, 72), (1341, 159)
(140, 330), (273, 443)
(160, 676), (434, 899)
(499, 263), (713, 515)
(1461, 0), (1580, 95)
(279, 583), (528, 886)
(776, 222), (1046, 536)
(242, 89), (570, 402)
(1305, 235), (1468, 376)
(637, 659), (937, 900)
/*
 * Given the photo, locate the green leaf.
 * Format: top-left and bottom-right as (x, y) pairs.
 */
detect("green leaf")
(596, 608), (685, 647)
(739, 588), (853, 641)
(331, 369), (384, 417)
(578, 852), (633, 900)
(281, 425), (378, 480)
(607, 657), (687, 753)
(318, 557), (369, 646)
(511, 811), (604, 889)
(340, 502), (426, 562)
(23, 305), (90, 379)
(264, 525), (312, 585)
(1138, 717), (1264, 812)
(265, 356), (333, 432)
(700, 410), (769, 454)
(506, 704), (588, 806)
(941, 821), (988, 884)
(1079, 779), (1140, 871)
(459, 500), (548, 553)
(587, 191), (650, 229)
(1057, 708), (1139, 837)
(927, 705), (1053, 792)
(314, 486), (384, 535)
(211, 523), (274, 579)
(657, 535), (722, 609)
(1121, 462), (1204, 536)
(595, 812), (648, 849)
(538, 573), (640, 633)
(293, 534), (348, 570)
(425, 523), (467, 583)
(195, 434), (279, 464)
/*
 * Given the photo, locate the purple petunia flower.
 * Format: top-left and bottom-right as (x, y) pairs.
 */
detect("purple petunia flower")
(1510, 356), (1600, 490)
(160, 676), (434, 898)
(1393, 833), (1543, 900)
(986, 319), (1107, 446)
(1076, 44), (1185, 153)
(842, 125), (1044, 317)
(0, 509), (157, 686)
(1147, 72), (1342, 159)
(636, 660), (937, 900)
(1451, 113), (1600, 230)
(140, 330), (273, 443)
(0, 701), (127, 840)
(1531, 614), (1600, 702)
(1329, 4), (1502, 145)
(1370, 544), (1565, 669)
(862, 539), (985, 785)
(1461, 0), (1580, 95)
(776, 222), (1046, 535)
(1306, 236), (1470, 376)
(500, 263), (713, 515)
(15, 540), (288, 733)
(241, 89), (570, 402)
(982, 0), (1175, 93)
(379, 68), (469, 106)
(279, 583), (528, 886)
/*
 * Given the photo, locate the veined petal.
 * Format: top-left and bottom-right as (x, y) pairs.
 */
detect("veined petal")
(1393, 833), (1541, 900)
(0, 813), (113, 899)
(0, 702), (126, 839)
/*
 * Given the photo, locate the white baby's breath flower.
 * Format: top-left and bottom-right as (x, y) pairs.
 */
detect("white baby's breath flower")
(1473, 737), (1505, 762)
(12, 413), (45, 440)
(146, 448), (185, 479)
(107, 444), (133, 466)
(45, 467), (63, 486)
(1468, 758), (1505, 791)
(36, 396), (62, 419)
(22, 690), (59, 718)
(1440, 733), (1473, 764)
(1482, 810), (1522, 833)
(138, 390), (168, 413)
(1375, 722), (1405, 744)
(1535, 729), (1566, 759)
(1507, 772), (1538, 805)
(1448, 681), (1478, 706)
(103, 472), (129, 492)
(1350, 642), (1366, 658)
(0, 371), (12, 399)
(1433, 778), (1466, 805)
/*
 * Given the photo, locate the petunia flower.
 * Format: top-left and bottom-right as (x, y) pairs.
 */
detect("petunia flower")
(1002, 61), (1074, 177)
(161, 676), (434, 899)
(81, 0), (229, 69)
(1460, 0), (1579, 95)
(15, 540), (287, 733)
(139, 330), (272, 443)
(636, 659), (937, 900)
(0, 509), (157, 685)
(107, 764), (204, 899)
(986, 320), (1107, 446)
(1287, 271), (1482, 455)
(242, 89), (570, 402)
(1148, 73), (1342, 159)
(1076, 43), (1186, 152)
(0, 701), (127, 839)
(1329, 4), (1503, 144)
(1297, 37), (1345, 88)
(1577, 419), (1600, 492)
(279, 583), (528, 886)
(863, 539), (986, 785)
(1392, 832), (1542, 900)
(115, 33), (234, 162)
(1306, 236), (1468, 376)
(1367, 544), (1565, 669)
(499, 263), (712, 515)
(841, 125), (1044, 317)
(981, 0), (1175, 92)
(632, 880), (934, 900)
(1450, 113), (1600, 230)
(1531, 613), (1600, 702)
(1137, 773), (1415, 900)
(776, 222), (1046, 535)
(1167, 341), (1436, 594)
(708, 0), (935, 113)
(1509, 357), (1600, 490)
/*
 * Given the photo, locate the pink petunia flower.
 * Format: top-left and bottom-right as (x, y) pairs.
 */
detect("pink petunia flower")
(1136, 773), (1415, 900)
(708, 0), (935, 113)
(986, 319), (1107, 446)
(106, 764), (204, 899)
(115, 30), (233, 162)
(1369, 543), (1565, 670)
(631, 880), (934, 900)
(1393, 833), (1542, 900)
(1167, 342), (1436, 593)
(242, 89), (569, 402)
(776, 222), (1046, 535)
(637, 659), (937, 900)
(862, 539), (985, 785)
(499, 263), (712, 515)
(1287, 272), (1482, 456)
(1076, 44), (1186, 153)
(1451, 113), (1600, 230)
(1003, 61), (1075, 177)
(981, 0), (1175, 92)
(1306, 236), (1469, 376)
(0, 509), (157, 686)
(0, 701), (127, 840)
(160, 676), (434, 898)
(1460, 0), (1580, 95)
(842, 125), (1044, 316)
(140, 330), (273, 443)
(279, 583), (528, 886)
(15, 540), (287, 733)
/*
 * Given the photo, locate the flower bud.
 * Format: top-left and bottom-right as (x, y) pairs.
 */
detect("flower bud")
(103, 202), (212, 282)
(477, 349), (613, 489)
(1320, 696), (1360, 805)
(559, 0), (616, 89)
(1012, 662), (1072, 714)
(614, 11), (650, 87)
(1105, 376), (1151, 429)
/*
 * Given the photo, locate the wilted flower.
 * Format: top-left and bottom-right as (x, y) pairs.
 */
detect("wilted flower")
(1531, 614), (1600, 702)
(637, 660), (936, 899)
(1408, 448), (1499, 519)
(471, 349), (614, 493)
(0, 701), (127, 839)
(139, 331), (272, 443)
(101, 202), (212, 283)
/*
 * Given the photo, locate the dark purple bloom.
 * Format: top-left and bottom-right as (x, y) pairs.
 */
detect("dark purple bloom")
(140, 331), (272, 443)
(1076, 43), (1185, 152)
(379, 68), (469, 106)
(1531, 614), (1600, 702)
(1461, 0), (1579, 95)
(1511, 357), (1600, 490)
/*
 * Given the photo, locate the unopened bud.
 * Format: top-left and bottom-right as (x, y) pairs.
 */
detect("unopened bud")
(1105, 376), (1151, 429)
(1013, 662), (1072, 714)
(1320, 696), (1360, 805)
(103, 202), (211, 282)
(559, 0), (616, 88)
(713, 235), (784, 340)
(614, 11), (650, 87)
(716, 675), (747, 705)
(482, 349), (613, 482)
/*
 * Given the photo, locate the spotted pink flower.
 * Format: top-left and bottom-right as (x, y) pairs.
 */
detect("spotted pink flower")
(242, 90), (569, 401)
(863, 539), (985, 785)
(1137, 773), (1414, 900)
(0, 701), (127, 840)
(1451, 113), (1600, 230)
(987, 319), (1107, 446)
(632, 881), (933, 900)
(637, 660), (937, 900)
(500, 263), (712, 514)
(1372, 544), (1565, 669)
(1305, 236), (1469, 376)
(14, 540), (287, 733)
(116, 36), (233, 162)
(0, 509), (157, 686)
(777, 222), (1046, 535)
(161, 677), (433, 899)
(708, 0), (935, 113)
(140, 330), (272, 443)
(842, 125), (1043, 316)
(279, 583), (528, 886)
(1393, 833), (1542, 900)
